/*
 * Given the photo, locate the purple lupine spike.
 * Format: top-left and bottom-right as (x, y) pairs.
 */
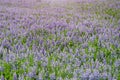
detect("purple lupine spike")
(50, 73), (56, 80)
(5, 54), (9, 62)
(38, 73), (43, 80)
(0, 66), (4, 72)
(27, 71), (36, 78)
(81, 72), (89, 80)
(89, 73), (94, 80)
(13, 73), (17, 80)
(2, 39), (12, 51)
(101, 72), (108, 79)
(1, 75), (4, 80)
(115, 59), (120, 68)
(92, 69), (100, 79)
(39, 40), (43, 45)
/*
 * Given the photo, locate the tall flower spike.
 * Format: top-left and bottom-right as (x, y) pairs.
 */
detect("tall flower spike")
(1, 75), (4, 80)
(13, 73), (17, 80)
(2, 39), (12, 54)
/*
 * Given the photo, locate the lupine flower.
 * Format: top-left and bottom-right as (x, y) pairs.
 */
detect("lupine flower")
(0, 66), (4, 71)
(5, 54), (9, 62)
(38, 73), (43, 80)
(13, 73), (17, 80)
(114, 59), (120, 68)
(1, 75), (4, 80)
(27, 72), (35, 78)
(81, 73), (89, 80)
(50, 73), (56, 80)
(17, 74), (24, 80)
(58, 77), (62, 80)
(1, 39), (12, 51)
(101, 72), (108, 79)
(89, 73), (94, 80)
(92, 69), (100, 79)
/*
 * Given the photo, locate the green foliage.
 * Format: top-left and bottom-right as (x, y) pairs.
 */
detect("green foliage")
(21, 37), (27, 45)
(2, 62), (12, 79)
(105, 8), (120, 20)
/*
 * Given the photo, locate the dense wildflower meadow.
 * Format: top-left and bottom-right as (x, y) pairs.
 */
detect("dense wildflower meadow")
(0, 0), (120, 80)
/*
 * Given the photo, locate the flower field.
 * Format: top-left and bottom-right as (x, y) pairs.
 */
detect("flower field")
(0, 0), (120, 80)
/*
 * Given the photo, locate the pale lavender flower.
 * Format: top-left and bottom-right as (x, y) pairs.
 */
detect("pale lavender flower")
(114, 59), (120, 68)
(81, 73), (89, 80)
(1, 75), (4, 80)
(103, 59), (107, 65)
(82, 42), (88, 49)
(5, 54), (9, 62)
(58, 77), (62, 80)
(50, 73), (56, 80)
(92, 69), (100, 79)
(40, 48), (46, 56)
(2, 39), (12, 51)
(37, 73), (43, 80)
(18, 74), (24, 80)
(42, 61), (48, 67)
(0, 66), (4, 71)
(13, 73), (17, 80)
(90, 35), (96, 42)
(9, 54), (16, 61)
(81, 69), (91, 80)
(89, 73), (94, 80)
(39, 40), (43, 45)
(101, 72), (108, 79)
(27, 72), (35, 78)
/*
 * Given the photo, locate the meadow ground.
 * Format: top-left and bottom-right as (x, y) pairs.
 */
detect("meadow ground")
(0, 0), (120, 80)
